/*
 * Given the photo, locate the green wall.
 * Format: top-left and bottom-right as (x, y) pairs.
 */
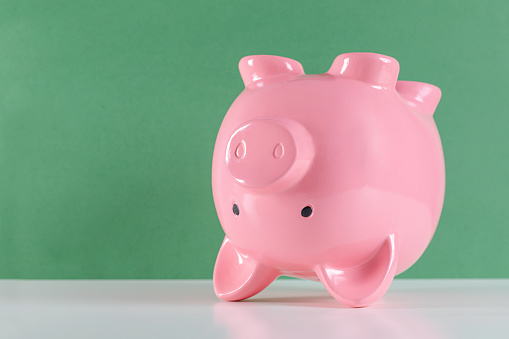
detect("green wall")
(1, 0), (508, 279)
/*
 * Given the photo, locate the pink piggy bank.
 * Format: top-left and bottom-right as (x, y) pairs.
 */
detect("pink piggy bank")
(211, 53), (444, 307)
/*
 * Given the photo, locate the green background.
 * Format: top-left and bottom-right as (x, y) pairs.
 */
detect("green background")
(1, 0), (508, 279)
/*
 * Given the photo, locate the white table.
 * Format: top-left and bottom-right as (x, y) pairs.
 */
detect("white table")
(1, 279), (508, 338)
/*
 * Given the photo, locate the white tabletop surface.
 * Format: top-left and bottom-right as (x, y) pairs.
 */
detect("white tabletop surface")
(1, 279), (508, 338)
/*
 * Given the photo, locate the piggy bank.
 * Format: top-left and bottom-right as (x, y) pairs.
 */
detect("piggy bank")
(211, 53), (444, 307)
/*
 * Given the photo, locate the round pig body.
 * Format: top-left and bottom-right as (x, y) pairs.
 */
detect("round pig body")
(211, 53), (445, 307)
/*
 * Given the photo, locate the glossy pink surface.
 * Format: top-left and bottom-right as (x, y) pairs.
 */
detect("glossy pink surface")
(212, 53), (445, 307)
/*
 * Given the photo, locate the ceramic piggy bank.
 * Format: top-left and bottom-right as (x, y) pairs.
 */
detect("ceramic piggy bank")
(211, 53), (444, 307)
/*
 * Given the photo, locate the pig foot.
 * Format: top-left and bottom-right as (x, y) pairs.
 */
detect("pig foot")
(213, 237), (280, 301)
(315, 234), (399, 307)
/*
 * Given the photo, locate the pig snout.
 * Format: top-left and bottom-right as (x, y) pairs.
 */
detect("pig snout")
(225, 119), (314, 191)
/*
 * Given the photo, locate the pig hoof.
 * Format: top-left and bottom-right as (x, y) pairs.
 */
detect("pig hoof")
(315, 234), (399, 307)
(213, 237), (279, 301)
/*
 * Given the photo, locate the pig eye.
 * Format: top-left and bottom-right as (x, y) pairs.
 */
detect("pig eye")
(232, 203), (240, 216)
(301, 205), (313, 217)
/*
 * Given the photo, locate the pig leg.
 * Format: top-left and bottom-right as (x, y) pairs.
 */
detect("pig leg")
(213, 237), (280, 301)
(315, 234), (399, 307)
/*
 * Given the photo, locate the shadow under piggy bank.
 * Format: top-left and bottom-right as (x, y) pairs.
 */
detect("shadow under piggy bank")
(213, 284), (444, 339)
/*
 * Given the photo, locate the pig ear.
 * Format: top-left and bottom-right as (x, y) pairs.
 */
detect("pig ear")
(239, 55), (305, 88)
(328, 53), (400, 89)
(396, 81), (442, 116)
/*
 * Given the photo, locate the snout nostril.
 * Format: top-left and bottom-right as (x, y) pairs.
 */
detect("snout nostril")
(273, 143), (284, 159)
(235, 141), (246, 159)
